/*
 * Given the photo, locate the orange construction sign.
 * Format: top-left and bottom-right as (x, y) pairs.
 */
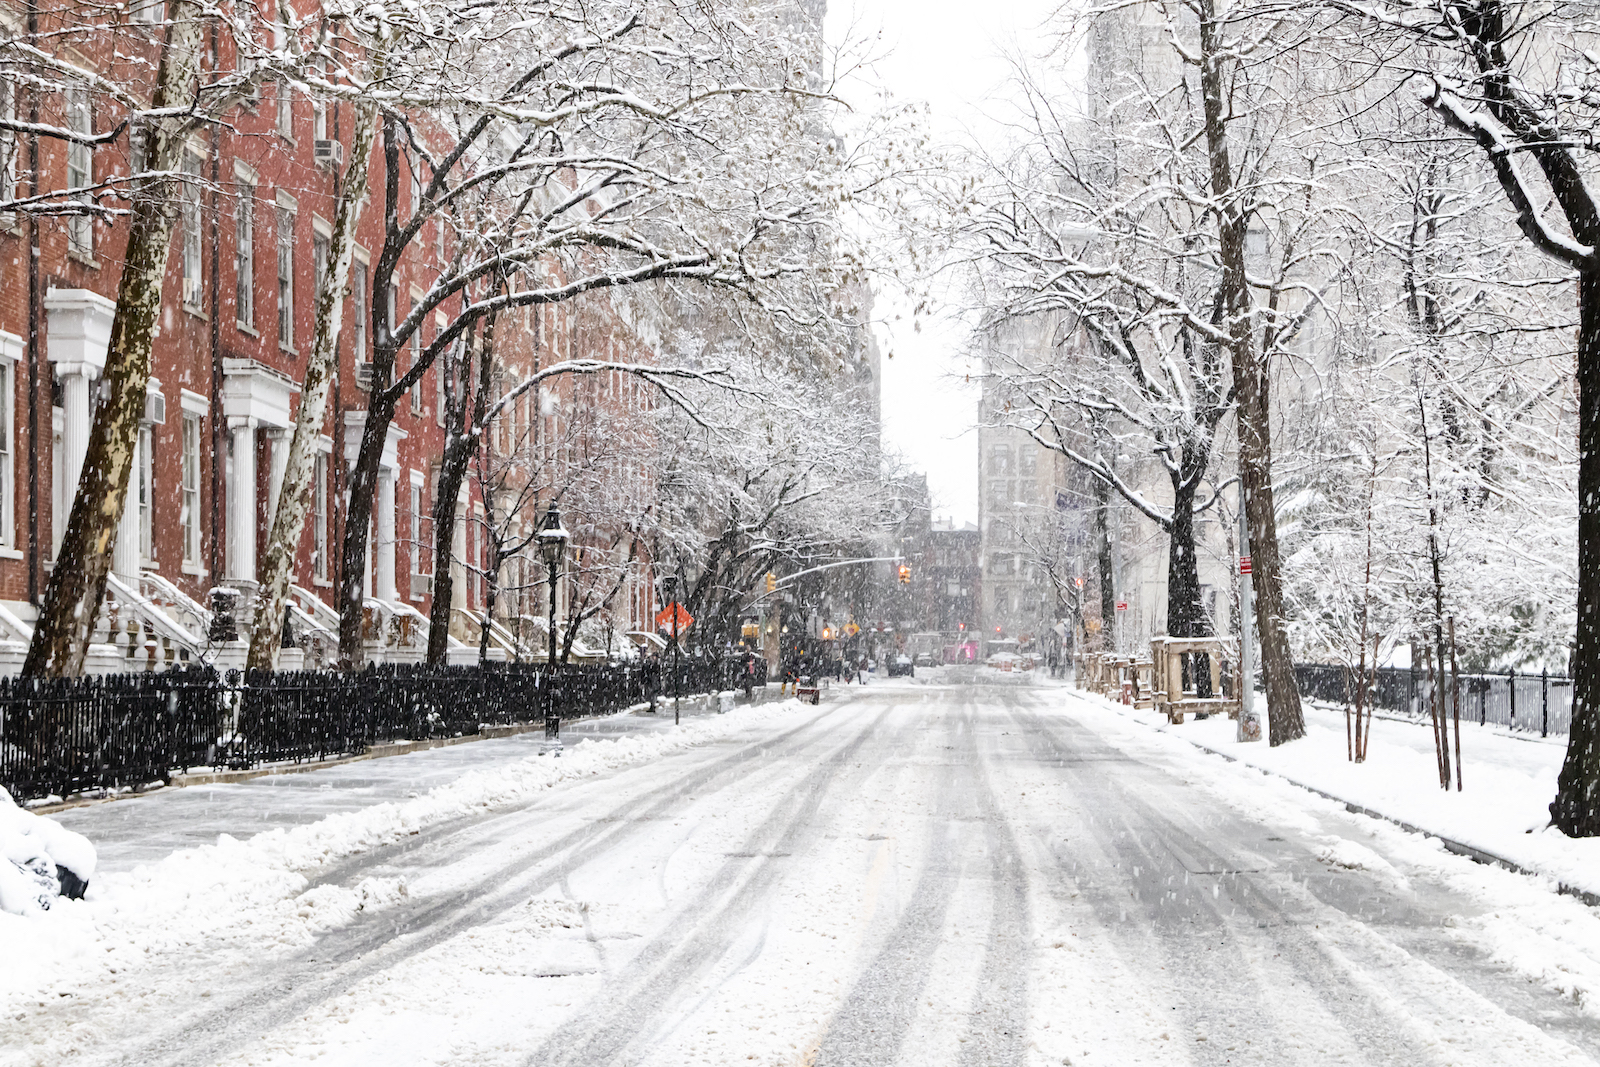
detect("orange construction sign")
(656, 603), (694, 632)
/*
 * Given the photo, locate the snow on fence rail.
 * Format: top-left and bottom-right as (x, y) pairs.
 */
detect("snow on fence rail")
(0, 657), (767, 804)
(1294, 663), (1573, 737)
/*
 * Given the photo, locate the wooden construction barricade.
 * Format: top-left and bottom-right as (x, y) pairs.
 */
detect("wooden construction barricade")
(1150, 636), (1241, 724)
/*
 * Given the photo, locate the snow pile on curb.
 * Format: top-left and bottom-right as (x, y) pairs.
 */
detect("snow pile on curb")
(0, 697), (808, 1003)
(0, 786), (96, 915)
(1071, 689), (1600, 900)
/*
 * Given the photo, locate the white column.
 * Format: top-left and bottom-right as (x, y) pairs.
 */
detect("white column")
(451, 508), (467, 616)
(265, 429), (289, 533)
(113, 426), (141, 583)
(61, 372), (92, 501)
(375, 468), (397, 602)
(228, 420), (257, 581)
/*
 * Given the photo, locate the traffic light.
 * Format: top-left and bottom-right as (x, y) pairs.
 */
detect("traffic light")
(897, 564), (911, 585)
(765, 571), (777, 593)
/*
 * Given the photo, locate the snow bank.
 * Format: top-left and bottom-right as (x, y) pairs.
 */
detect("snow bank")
(0, 697), (807, 1003)
(1073, 690), (1600, 900)
(0, 786), (97, 916)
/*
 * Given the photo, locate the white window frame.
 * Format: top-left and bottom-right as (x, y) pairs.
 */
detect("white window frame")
(312, 215), (331, 303)
(181, 146), (204, 309)
(275, 191), (296, 351)
(409, 468), (427, 598)
(274, 6), (294, 139)
(0, 77), (16, 221)
(0, 333), (19, 553)
(310, 54), (328, 141)
(65, 88), (92, 257)
(408, 288), (423, 412)
(179, 389), (208, 573)
(385, 280), (398, 357)
(351, 248), (369, 364)
(313, 447), (331, 582)
(138, 423), (154, 562)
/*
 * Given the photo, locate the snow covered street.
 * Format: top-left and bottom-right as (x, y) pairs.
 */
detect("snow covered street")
(8, 682), (1600, 1066)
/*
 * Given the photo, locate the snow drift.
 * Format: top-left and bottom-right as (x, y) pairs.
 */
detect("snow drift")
(0, 787), (96, 915)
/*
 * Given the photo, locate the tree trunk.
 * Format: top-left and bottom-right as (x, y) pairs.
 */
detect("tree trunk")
(1195, 0), (1303, 743)
(426, 316), (495, 665)
(1552, 273), (1600, 833)
(479, 550), (498, 664)
(22, 4), (203, 677)
(248, 98), (379, 670)
(1093, 473), (1115, 649)
(426, 440), (471, 664)
(1166, 474), (1210, 639)
(337, 395), (395, 667)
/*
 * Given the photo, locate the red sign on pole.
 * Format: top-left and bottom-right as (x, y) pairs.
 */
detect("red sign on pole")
(1239, 555), (1253, 576)
(655, 603), (694, 632)
(1115, 601), (1128, 613)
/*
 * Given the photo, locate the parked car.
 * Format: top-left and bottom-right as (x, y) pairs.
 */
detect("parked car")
(887, 654), (915, 678)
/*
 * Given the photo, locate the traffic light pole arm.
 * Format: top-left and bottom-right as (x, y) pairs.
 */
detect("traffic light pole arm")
(749, 555), (905, 607)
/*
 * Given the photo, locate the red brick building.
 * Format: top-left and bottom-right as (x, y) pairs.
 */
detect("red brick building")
(0, 5), (665, 670)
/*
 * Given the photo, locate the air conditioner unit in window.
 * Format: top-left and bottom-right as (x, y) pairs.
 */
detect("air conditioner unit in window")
(412, 574), (432, 595)
(144, 392), (166, 425)
(314, 139), (344, 168)
(355, 362), (374, 391)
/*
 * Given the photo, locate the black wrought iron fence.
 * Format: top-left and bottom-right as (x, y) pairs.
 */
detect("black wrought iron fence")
(1294, 663), (1573, 737)
(1, 656), (769, 804)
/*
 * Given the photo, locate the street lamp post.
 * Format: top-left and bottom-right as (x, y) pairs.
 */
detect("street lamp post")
(538, 505), (570, 756)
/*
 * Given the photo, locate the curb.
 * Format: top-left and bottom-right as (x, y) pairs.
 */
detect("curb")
(1085, 693), (1600, 909)
(30, 685), (791, 816)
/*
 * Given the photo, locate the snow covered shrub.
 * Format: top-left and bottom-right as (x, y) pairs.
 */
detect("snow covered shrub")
(0, 787), (96, 915)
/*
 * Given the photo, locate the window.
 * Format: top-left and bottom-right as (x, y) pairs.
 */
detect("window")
(988, 444), (1012, 475)
(351, 258), (368, 362)
(0, 343), (15, 547)
(131, 0), (163, 23)
(409, 298), (422, 412)
(385, 281), (398, 352)
(312, 452), (329, 580)
(0, 78), (15, 215)
(310, 56), (327, 141)
(1018, 447), (1038, 476)
(274, 8), (293, 138)
(138, 425), (153, 561)
(276, 205), (294, 349)
(181, 414), (200, 566)
(181, 149), (203, 308)
(235, 178), (254, 328)
(312, 229), (329, 299)
(65, 89), (92, 256)
(409, 478), (428, 591)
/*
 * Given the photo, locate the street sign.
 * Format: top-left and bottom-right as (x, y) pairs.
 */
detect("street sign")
(843, 621), (860, 637)
(1115, 601), (1127, 613)
(655, 603), (694, 631)
(1239, 555), (1253, 576)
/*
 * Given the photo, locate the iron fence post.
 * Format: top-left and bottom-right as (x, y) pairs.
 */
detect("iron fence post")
(1543, 667), (1550, 738)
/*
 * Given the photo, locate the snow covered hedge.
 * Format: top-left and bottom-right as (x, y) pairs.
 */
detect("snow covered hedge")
(0, 788), (96, 915)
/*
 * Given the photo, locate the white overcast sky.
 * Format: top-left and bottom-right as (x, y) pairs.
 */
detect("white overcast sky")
(823, 0), (1069, 526)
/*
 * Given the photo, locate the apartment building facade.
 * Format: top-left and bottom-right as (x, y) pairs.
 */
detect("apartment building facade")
(0, 4), (664, 670)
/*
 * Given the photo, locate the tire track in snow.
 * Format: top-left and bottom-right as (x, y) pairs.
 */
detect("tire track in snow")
(518, 706), (902, 1067)
(959, 703), (1029, 1067)
(809, 699), (1028, 1067)
(90, 703), (866, 1067)
(1007, 692), (1600, 1066)
(1006, 695), (1440, 1065)
(809, 728), (963, 1067)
